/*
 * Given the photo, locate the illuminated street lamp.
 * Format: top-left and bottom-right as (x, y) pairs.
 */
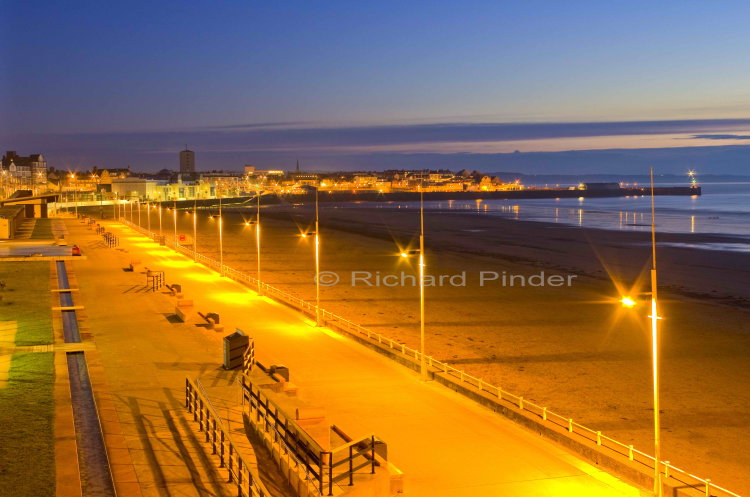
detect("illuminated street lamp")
(137, 199), (141, 227)
(193, 198), (198, 261)
(300, 187), (322, 325)
(158, 202), (163, 237)
(400, 181), (427, 380)
(173, 200), (178, 246)
(244, 189), (263, 295)
(620, 168), (664, 497)
(219, 196), (224, 275)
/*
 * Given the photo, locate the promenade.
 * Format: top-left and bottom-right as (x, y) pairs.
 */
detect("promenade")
(67, 218), (644, 497)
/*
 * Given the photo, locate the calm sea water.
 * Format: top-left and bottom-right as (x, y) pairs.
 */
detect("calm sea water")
(357, 182), (750, 251)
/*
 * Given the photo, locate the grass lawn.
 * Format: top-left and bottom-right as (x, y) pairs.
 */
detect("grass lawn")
(0, 261), (53, 346)
(0, 352), (55, 497)
(0, 262), (55, 495)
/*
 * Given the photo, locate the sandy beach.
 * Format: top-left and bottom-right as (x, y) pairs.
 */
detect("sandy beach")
(159, 201), (750, 494)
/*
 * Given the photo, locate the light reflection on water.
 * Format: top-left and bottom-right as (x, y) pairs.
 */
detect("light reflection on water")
(338, 183), (750, 252)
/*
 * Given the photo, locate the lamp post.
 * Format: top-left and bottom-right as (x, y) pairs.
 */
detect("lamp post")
(256, 189), (262, 295)
(245, 189), (262, 294)
(315, 187), (321, 325)
(399, 179), (427, 380)
(158, 203), (163, 237)
(193, 198), (198, 261)
(218, 196), (224, 275)
(619, 168), (663, 497)
(147, 202), (151, 232)
(648, 167), (663, 497)
(173, 200), (177, 246)
(137, 200), (141, 227)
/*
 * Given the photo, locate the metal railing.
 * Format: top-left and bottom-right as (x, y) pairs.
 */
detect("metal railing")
(185, 377), (273, 497)
(240, 376), (329, 495)
(126, 218), (739, 497)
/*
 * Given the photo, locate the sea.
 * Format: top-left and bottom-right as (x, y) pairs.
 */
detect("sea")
(358, 182), (750, 252)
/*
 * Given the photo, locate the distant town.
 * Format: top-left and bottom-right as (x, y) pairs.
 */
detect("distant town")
(2, 148), (529, 202)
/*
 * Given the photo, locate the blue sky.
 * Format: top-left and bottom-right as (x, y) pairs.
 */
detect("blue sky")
(2, 0), (750, 173)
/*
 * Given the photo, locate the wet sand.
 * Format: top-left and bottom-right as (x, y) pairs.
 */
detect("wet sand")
(164, 203), (750, 494)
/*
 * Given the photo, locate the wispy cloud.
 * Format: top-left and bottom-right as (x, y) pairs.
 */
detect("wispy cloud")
(691, 134), (750, 140)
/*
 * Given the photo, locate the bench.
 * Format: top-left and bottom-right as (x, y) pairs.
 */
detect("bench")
(166, 283), (183, 298)
(198, 311), (224, 332)
(174, 299), (194, 322)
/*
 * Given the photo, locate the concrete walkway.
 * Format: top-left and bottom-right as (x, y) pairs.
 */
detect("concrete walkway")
(65, 220), (292, 497)
(68, 219), (645, 497)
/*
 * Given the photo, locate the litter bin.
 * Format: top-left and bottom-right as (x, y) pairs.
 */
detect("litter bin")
(223, 329), (249, 370)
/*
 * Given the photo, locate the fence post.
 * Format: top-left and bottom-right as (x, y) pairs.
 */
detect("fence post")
(371, 436), (376, 474)
(628, 445), (634, 461)
(349, 445), (354, 486)
(542, 407), (547, 420)
(568, 419), (573, 433)
(596, 431), (601, 445)
(705, 479), (711, 497)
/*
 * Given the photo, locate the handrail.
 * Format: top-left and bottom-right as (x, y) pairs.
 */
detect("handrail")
(239, 376), (328, 495)
(185, 377), (273, 497)
(128, 219), (740, 497)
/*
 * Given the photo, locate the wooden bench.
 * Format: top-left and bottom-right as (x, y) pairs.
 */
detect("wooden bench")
(166, 283), (183, 298)
(198, 311), (224, 332)
(174, 299), (194, 322)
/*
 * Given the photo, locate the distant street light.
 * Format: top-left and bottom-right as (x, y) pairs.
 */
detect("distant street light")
(193, 198), (198, 261)
(173, 200), (178, 246)
(158, 203), (163, 237)
(300, 187), (322, 325)
(244, 189), (263, 295)
(219, 196), (224, 275)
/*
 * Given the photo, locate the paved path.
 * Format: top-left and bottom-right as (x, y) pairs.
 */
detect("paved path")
(66, 220), (292, 497)
(69, 219), (645, 497)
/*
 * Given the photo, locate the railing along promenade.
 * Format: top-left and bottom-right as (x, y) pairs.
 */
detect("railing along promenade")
(123, 218), (739, 497)
(185, 377), (273, 497)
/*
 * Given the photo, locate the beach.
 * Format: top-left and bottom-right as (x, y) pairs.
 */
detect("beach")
(159, 201), (750, 494)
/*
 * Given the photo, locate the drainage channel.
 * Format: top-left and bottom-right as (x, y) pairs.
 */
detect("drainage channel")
(56, 260), (117, 497)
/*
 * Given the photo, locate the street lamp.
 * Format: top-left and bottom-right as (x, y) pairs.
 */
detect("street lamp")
(173, 200), (178, 246)
(620, 168), (663, 497)
(399, 181), (427, 380)
(158, 203), (163, 237)
(193, 198), (198, 261)
(244, 189), (263, 295)
(219, 196), (224, 275)
(300, 187), (321, 325)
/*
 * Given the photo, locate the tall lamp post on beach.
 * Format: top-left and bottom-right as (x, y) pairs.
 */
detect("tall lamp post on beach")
(620, 167), (663, 497)
(244, 189), (263, 295)
(218, 196), (224, 275)
(300, 186), (321, 325)
(400, 178), (427, 380)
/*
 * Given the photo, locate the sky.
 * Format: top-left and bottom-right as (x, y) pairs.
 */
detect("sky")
(2, 0), (750, 174)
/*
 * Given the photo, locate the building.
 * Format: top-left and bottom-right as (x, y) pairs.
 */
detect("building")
(179, 149), (196, 175)
(1, 150), (48, 188)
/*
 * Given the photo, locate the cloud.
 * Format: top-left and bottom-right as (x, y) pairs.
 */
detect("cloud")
(691, 134), (750, 140)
